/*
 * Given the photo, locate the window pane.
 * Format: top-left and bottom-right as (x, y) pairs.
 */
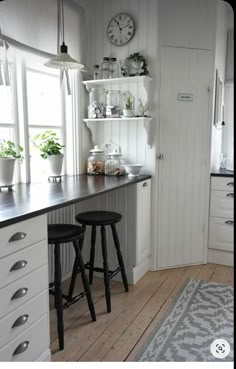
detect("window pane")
(26, 69), (61, 126)
(0, 65), (14, 123)
(0, 127), (14, 141)
(29, 127), (63, 183)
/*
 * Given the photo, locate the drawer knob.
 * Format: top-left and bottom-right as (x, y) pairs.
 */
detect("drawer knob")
(225, 220), (234, 225)
(143, 182), (148, 187)
(11, 288), (28, 300)
(12, 341), (29, 356)
(10, 260), (28, 272)
(8, 232), (26, 243)
(226, 193), (234, 198)
(227, 182), (234, 187)
(12, 314), (29, 328)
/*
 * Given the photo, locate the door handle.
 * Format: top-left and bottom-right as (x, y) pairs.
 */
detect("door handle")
(156, 153), (164, 160)
(8, 232), (26, 242)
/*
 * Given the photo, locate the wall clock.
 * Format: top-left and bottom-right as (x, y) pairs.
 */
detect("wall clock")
(107, 13), (135, 46)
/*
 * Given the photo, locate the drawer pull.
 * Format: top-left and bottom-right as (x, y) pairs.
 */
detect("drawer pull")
(226, 193), (234, 198)
(10, 260), (27, 272)
(8, 232), (26, 243)
(12, 341), (29, 356)
(12, 314), (29, 328)
(11, 288), (28, 300)
(227, 182), (234, 187)
(225, 220), (234, 225)
(143, 182), (148, 187)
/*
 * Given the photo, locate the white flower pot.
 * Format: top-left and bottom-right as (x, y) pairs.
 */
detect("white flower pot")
(0, 158), (16, 187)
(47, 154), (64, 177)
(123, 109), (135, 118)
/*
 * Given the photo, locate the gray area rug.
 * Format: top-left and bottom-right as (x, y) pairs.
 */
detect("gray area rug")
(135, 278), (234, 362)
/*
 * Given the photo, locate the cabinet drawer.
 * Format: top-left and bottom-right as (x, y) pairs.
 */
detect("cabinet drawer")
(0, 215), (47, 259)
(0, 265), (48, 319)
(0, 314), (50, 362)
(211, 177), (234, 191)
(0, 290), (48, 348)
(209, 217), (234, 252)
(0, 240), (48, 289)
(210, 190), (234, 218)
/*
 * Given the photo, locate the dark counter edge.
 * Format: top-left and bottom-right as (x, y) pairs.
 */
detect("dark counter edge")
(211, 169), (234, 178)
(0, 175), (151, 228)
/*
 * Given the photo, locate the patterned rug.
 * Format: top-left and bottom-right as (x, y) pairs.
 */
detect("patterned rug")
(135, 278), (234, 362)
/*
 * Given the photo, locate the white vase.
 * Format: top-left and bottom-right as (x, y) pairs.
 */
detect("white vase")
(47, 154), (64, 177)
(123, 109), (135, 118)
(0, 158), (16, 187)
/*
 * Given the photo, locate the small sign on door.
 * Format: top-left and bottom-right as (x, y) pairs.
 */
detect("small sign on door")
(177, 93), (193, 102)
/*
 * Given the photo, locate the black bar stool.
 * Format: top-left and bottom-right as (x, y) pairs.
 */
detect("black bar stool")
(74, 211), (129, 313)
(48, 224), (96, 350)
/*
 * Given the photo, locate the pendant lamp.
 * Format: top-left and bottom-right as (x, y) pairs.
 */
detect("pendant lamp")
(45, 0), (84, 71)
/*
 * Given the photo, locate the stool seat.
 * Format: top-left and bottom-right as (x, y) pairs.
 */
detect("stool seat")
(48, 224), (85, 244)
(75, 211), (122, 226)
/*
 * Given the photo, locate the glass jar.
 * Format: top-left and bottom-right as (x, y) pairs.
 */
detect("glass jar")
(105, 90), (121, 118)
(105, 150), (126, 176)
(87, 145), (107, 175)
(110, 57), (118, 78)
(101, 57), (111, 79)
(88, 88), (105, 118)
(93, 64), (101, 80)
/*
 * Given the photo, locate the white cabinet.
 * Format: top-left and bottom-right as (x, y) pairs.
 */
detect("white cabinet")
(133, 179), (151, 283)
(208, 176), (234, 266)
(0, 215), (51, 362)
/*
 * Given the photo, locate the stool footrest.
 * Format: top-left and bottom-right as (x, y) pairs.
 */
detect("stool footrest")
(85, 263), (121, 280)
(63, 292), (87, 308)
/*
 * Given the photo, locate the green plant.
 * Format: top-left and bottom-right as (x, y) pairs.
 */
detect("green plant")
(124, 95), (134, 110)
(0, 140), (23, 159)
(126, 52), (149, 76)
(34, 130), (64, 159)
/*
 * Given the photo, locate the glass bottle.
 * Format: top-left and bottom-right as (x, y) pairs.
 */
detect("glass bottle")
(87, 145), (107, 175)
(105, 90), (121, 118)
(105, 150), (126, 176)
(110, 57), (118, 78)
(101, 57), (111, 79)
(88, 88), (105, 118)
(93, 64), (101, 80)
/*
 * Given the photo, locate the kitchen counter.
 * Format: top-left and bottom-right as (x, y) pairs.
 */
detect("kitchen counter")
(0, 174), (151, 228)
(211, 168), (234, 177)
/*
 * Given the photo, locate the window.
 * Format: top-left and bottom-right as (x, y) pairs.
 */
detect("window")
(0, 46), (76, 184)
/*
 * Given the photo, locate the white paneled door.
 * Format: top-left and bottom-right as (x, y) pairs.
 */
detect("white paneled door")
(157, 47), (212, 268)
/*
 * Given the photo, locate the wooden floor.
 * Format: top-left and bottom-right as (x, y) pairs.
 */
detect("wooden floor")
(50, 263), (234, 362)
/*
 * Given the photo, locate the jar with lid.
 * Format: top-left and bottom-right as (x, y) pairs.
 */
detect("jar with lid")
(93, 64), (101, 80)
(110, 57), (118, 78)
(101, 57), (111, 79)
(105, 150), (126, 176)
(88, 88), (105, 118)
(105, 90), (121, 118)
(87, 145), (107, 175)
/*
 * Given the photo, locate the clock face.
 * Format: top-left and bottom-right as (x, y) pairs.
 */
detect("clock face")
(107, 13), (135, 46)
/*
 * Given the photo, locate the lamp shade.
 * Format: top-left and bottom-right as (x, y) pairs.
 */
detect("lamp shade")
(45, 43), (84, 70)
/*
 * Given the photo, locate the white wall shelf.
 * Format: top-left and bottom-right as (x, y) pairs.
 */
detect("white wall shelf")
(83, 117), (153, 148)
(82, 75), (152, 91)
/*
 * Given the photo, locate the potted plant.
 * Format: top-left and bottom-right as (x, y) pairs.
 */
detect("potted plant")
(122, 92), (135, 118)
(34, 130), (65, 177)
(0, 140), (23, 187)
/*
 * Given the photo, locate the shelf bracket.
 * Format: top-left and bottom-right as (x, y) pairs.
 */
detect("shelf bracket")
(143, 118), (152, 149)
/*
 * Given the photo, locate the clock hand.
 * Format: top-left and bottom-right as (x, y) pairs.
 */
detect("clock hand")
(120, 24), (130, 30)
(114, 19), (122, 32)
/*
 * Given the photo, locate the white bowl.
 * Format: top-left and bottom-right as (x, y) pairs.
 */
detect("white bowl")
(124, 164), (143, 177)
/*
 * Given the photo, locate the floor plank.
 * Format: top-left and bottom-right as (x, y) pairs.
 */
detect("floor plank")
(50, 263), (233, 362)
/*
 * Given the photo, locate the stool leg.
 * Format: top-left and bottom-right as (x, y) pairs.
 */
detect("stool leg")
(73, 240), (96, 322)
(67, 257), (79, 301)
(54, 244), (64, 350)
(89, 226), (96, 284)
(111, 224), (129, 292)
(101, 226), (111, 313)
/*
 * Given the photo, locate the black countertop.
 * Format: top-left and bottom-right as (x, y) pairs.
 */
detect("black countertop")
(211, 168), (234, 177)
(0, 174), (151, 228)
